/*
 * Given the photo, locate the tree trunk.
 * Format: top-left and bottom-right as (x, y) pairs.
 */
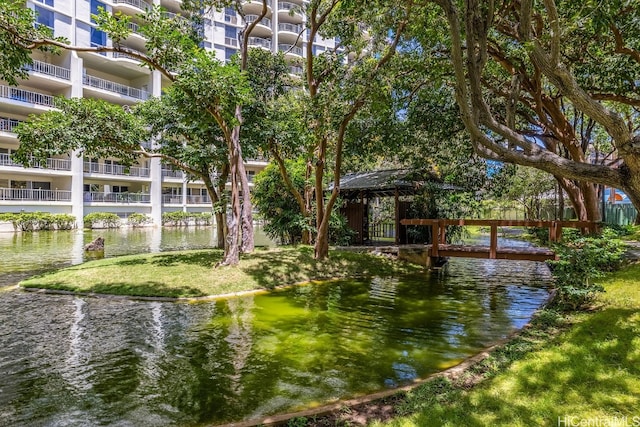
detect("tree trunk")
(220, 143), (242, 266)
(236, 149), (254, 253)
(314, 218), (330, 259)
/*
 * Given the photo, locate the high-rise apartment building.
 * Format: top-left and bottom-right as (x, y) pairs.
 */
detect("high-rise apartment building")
(0, 0), (331, 224)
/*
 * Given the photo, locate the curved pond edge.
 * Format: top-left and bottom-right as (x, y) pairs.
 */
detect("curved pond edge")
(213, 287), (557, 427)
(18, 277), (557, 427)
(18, 277), (344, 302)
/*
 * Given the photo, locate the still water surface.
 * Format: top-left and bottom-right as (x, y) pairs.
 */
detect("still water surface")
(0, 228), (552, 426)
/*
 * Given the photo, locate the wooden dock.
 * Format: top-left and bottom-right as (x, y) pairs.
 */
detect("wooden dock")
(400, 219), (598, 263)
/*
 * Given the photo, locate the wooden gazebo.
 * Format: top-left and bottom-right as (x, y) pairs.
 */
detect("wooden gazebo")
(330, 169), (452, 245)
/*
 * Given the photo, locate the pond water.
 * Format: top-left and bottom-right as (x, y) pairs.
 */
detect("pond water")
(0, 228), (553, 426)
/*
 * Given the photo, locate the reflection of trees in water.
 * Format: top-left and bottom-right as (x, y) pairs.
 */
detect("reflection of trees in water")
(0, 259), (552, 426)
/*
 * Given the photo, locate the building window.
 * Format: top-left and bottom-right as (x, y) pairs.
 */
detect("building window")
(34, 6), (55, 32)
(90, 27), (106, 47)
(90, 0), (106, 20)
(225, 47), (237, 62)
(35, 0), (55, 7)
(225, 25), (237, 39)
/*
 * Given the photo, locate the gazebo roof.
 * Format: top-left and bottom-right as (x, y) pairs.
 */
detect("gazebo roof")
(329, 168), (453, 199)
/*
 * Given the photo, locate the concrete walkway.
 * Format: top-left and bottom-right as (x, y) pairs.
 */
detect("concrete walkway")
(624, 241), (640, 262)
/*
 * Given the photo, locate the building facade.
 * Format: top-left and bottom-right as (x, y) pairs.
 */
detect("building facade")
(1, 0), (330, 224)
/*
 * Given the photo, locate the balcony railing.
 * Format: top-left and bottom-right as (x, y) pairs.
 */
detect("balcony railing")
(289, 65), (303, 74)
(1, 153), (71, 171)
(245, 15), (272, 27)
(83, 74), (150, 100)
(278, 44), (303, 56)
(278, 22), (302, 33)
(0, 188), (72, 202)
(112, 52), (143, 62)
(225, 37), (238, 47)
(0, 117), (23, 132)
(244, 0), (272, 8)
(278, 1), (300, 12)
(0, 85), (55, 107)
(84, 192), (151, 203)
(162, 168), (183, 178)
(126, 22), (145, 37)
(83, 162), (150, 177)
(248, 37), (272, 49)
(113, 0), (151, 11)
(24, 60), (71, 80)
(186, 194), (211, 204)
(162, 194), (182, 203)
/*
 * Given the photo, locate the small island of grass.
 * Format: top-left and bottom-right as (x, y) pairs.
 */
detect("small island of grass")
(19, 246), (425, 299)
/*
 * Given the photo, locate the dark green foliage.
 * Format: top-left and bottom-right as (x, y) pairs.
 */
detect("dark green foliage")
(548, 229), (626, 311)
(407, 182), (479, 244)
(127, 213), (151, 227)
(84, 212), (121, 229)
(0, 212), (76, 231)
(252, 160), (355, 245)
(161, 211), (212, 226)
(252, 159), (310, 245)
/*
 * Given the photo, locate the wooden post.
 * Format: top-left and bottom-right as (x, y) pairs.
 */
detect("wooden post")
(439, 219), (446, 244)
(394, 188), (399, 245)
(549, 222), (557, 243)
(489, 223), (498, 259)
(431, 222), (439, 257)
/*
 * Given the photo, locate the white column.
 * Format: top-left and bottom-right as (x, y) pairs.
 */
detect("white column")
(70, 52), (85, 225)
(149, 70), (163, 225)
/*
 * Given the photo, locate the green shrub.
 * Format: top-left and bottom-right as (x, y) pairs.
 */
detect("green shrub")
(0, 212), (76, 231)
(127, 213), (151, 227)
(0, 212), (17, 223)
(84, 212), (121, 229)
(547, 228), (626, 311)
(162, 211), (212, 226)
(53, 214), (76, 230)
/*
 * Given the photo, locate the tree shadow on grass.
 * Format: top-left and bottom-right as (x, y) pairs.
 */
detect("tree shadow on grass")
(403, 307), (640, 427)
(24, 280), (205, 298)
(239, 247), (319, 289)
(240, 247), (416, 289)
(148, 251), (222, 268)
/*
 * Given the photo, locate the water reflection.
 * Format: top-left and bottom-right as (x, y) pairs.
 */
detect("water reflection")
(0, 257), (551, 426)
(0, 226), (273, 286)
(0, 229), (552, 426)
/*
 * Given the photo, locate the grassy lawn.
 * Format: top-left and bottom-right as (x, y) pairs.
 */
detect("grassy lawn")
(19, 246), (424, 298)
(371, 263), (640, 427)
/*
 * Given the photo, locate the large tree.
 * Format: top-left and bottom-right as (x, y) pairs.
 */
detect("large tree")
(410, 0), (640, 222)
(0, 0), (275, 264)
(280, 0), (414, 259)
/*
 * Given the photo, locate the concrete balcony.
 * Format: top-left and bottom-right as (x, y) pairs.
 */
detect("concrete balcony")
(245, 15), (273, 38)
(0, 188), (72, 202)
(25, 60), (71, 80)
(278, 1), (303, 23)
(162, 168), (183, 178)
(83, 74), (150, 102)
(278, 43), (303, 58)
(112, 0), (151, 14)
(277, 22), (303, 44)
(83, 161), (150, 178)
(0, 117), (23, 133)
(162, 194), (183, 204)
(0, 85), (55, 109)
(186, 194), (211, 204)
(243, 0), (273, 16)
(288, 65), (303, 75)
(83, 191), (151, 203)
(1, 153), (71, 171)
(248, 36), (272, 50)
